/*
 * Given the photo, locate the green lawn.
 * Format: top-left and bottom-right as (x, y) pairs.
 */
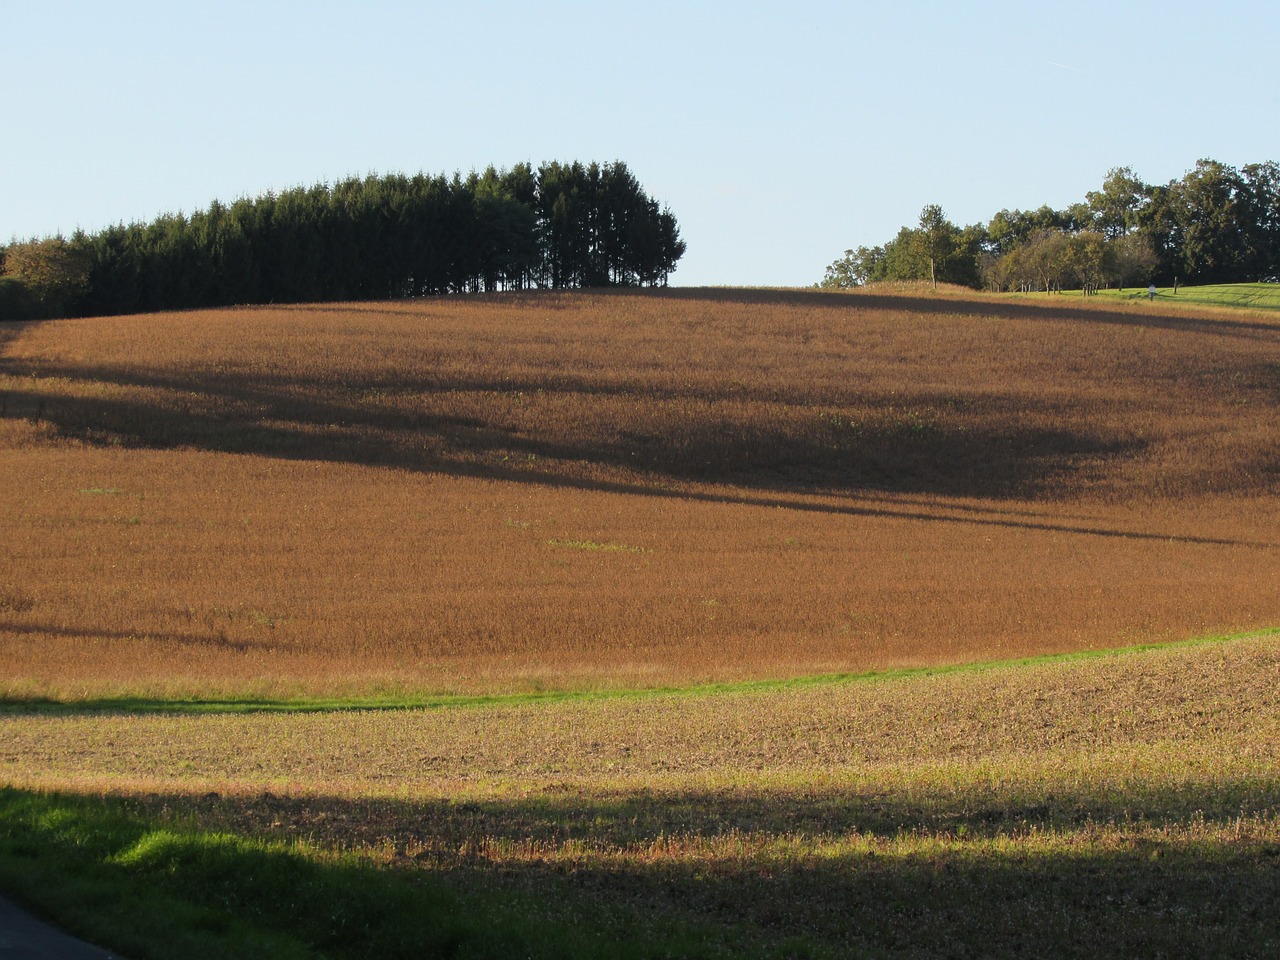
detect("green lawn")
(1073, 281), (1280, 310)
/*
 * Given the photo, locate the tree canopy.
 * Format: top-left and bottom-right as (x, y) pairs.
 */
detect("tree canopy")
(820, 159), (1280, 293)
(0, 237), (92, 318)
(0, 161), (686, 320)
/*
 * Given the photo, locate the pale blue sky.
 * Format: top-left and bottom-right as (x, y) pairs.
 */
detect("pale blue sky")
(4, 0), (1277, 286)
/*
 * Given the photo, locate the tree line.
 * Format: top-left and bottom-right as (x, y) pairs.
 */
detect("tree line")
(0, 161), (686, 320)
(821, 159), (1280, 293)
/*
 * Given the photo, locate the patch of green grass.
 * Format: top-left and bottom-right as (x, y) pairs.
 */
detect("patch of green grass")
(4, 783), (1280, 960)
(546, 538), (648, 553)
(0, 789), (771, 959)
(1, 626), (1275, 716)
(1061, 281), (1280, 310)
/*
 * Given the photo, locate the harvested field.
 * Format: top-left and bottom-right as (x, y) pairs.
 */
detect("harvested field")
(2, 288), (1279, 697)
(4, 635), (1279, 957)
(4, 633), (1278, 795)
(4, 287), (1280, 956)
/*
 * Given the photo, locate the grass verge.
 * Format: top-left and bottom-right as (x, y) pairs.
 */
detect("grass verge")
(0, 788), (758, 960)
(3, 626), (1275, 716)
(3, 783), (1279, 959)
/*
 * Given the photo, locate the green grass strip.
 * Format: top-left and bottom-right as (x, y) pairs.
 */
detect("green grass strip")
(3, 627), (1276, 717)
(1037, 281), (1280, 311)
(0, 788), (760, 960)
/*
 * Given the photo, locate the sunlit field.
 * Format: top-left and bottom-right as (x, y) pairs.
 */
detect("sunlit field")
(4, 635), (1279, 957)
(2, 287), (1279, 699)
(4, 287), (1280, 957)
(1065, 280), (1280, 311)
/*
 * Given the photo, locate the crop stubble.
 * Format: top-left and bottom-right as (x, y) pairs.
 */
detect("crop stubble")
(4, 633), (1277, 795)
(4, 636), (1279, 955)
(1, 288), (1279, 697)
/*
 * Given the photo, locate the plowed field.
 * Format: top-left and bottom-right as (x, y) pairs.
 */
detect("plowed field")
(2, 288), (1278, 697)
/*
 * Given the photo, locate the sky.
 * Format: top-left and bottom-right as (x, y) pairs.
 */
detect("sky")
(4, 0), (1278, 287)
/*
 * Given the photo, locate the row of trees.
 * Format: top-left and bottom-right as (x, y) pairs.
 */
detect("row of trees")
(0, 161), (686, 319)
(821, 159), (1280, 292)
(986, 231), (1156, 295)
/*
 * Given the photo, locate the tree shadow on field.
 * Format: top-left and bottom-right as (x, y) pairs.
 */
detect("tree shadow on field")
(615, 285), (1280, 340)
(3, 357), (1276, 547)
(0, 327), (1123, 505)
(3, 296), (1278, 547)
(0, 621), (276, 655)
(59, 780), (1280, 959)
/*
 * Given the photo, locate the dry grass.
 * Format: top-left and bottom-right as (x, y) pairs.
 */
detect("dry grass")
(2, 287), (1279, 697)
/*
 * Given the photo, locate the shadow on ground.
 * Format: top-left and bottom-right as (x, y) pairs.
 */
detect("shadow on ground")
(0, 326), (1146, 505)
(6, 286), (1280, 511)
(3, 784), (1277, 959)
(609, 285), (1280, 339)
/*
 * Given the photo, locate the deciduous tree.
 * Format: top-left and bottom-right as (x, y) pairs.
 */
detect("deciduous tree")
(1086, 166), (1147, 239)
(819, 246), (883, 288)
(0, 236), (92, 316)
(914, 205), (953, 289)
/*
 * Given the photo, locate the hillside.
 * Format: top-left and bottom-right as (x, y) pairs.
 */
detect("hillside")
(4, 287), (1280, 958)
(5, 287), (1280, 499)
(2, 287), (1279, 698)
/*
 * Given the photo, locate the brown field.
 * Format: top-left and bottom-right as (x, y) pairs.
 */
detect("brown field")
(2, 287), (1279, 698)
(4, 288), (1280, 956)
